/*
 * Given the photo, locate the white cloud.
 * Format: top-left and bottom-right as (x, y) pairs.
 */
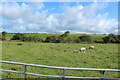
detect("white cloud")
(1, 2), (118, 34)
(0, 2), (44, 20)
(29, 2), (44, 10)
(1, 2), (21, 20)
(13, 26), (26, 32)
(45, 2), (118, 34)
(10, 18), (25, 24)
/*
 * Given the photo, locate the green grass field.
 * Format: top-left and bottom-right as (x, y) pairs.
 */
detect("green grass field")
(1, 41), (119, 78)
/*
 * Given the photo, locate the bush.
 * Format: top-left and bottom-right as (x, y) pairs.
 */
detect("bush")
(79, 35), (92, 43)
(45, 36), (57, 43)
(94, 41), (103, 43)
(103, 36), (110, 43)
(22, 36), (43, 42)
(11, 33), (43, 42)
(63, 37), (73, 43)
(11, 33), (26, 41)
(102, 34), (120, 43)
(31, 36), (43, 42)
(57, 36), (65, 43)
(73, 38), (81, 43)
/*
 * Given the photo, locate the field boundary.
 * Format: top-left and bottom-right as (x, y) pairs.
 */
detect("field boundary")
(1, 61), (120, 80)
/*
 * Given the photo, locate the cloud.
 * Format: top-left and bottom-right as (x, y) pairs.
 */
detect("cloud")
(1, 2), (45, 19)
(1, 3), (20, 20)
(10, 18), (25, 24)
(0, 2), (118, 34)
(45, 2), (118, 34)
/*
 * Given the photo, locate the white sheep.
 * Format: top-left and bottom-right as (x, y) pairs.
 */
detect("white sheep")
(89, 46), (95, 49)
(79, 47), (86, 53)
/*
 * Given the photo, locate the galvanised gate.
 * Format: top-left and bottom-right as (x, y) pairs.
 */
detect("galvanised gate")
(0, 61), (120, 80)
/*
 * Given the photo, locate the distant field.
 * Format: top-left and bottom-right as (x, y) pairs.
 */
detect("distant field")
(6, 33), (106, 41)
(1, 41), (119, 78)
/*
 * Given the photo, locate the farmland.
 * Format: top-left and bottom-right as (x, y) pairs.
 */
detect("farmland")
(1, 40), (119, 78)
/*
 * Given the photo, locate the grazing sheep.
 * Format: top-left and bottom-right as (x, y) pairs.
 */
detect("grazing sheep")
(89, 46), (95, 49)
(79, 47), (86, 53)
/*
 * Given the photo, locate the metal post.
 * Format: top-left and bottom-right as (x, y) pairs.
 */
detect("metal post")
(23, 65), (27, 79)
(102, 70), (107, 80)
(62, 69), (66, 80)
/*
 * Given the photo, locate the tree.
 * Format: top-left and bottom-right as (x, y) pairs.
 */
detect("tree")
(2, 31), (7, 40)
(61, 31), (70, 37)
(64, 31), (70, 37)
(2, 31), (7, 36)
(56, 31), (70, 43)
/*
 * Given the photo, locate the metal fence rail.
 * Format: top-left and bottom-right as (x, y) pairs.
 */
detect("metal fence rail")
(0, 61), (120, 80)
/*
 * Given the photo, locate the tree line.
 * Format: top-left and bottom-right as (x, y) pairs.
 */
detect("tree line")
(1, 31), (120, 43)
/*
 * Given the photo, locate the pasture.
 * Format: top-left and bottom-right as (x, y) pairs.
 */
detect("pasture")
(1, 41), (119, 78)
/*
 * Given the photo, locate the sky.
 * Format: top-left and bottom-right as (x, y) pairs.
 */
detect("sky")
(0, 2), (118, 34)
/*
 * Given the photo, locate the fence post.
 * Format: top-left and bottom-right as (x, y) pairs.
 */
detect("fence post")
(23, 65), (27, 79)
(62, 69), (66, 80)
(102, 70), (107, 80)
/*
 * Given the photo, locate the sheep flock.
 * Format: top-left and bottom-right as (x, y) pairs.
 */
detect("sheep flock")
(74, 46), (95, 53)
